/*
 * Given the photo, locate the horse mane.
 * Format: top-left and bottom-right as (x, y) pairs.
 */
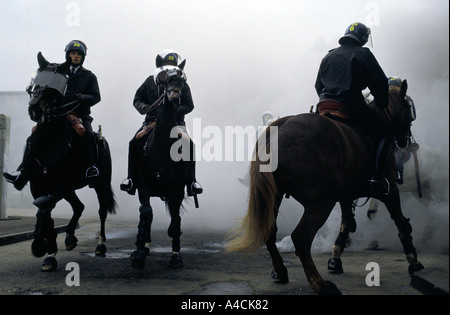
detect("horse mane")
(369, 85), (406, 123)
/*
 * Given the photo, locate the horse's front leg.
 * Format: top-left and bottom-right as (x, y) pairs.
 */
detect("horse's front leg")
(31, 195), (59, 272)
(95, 212), (107, 257)
(382, 188), (424, 274)
(63, 191), (85, 251)
(167, 192), (184, 268)
(131, 187), (153, 270)
(367, 198), (379, 220)
(328, 200), (356, 274)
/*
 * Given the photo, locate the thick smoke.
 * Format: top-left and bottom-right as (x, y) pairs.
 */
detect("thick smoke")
(0, 1), (448, 254)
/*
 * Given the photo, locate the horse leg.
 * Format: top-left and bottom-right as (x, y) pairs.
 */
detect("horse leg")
(93, 185), (109, 257)
(265, 195), (288, 283)
(167, 193), (184, 268)
(131, 188), (153, 270)
(95, 209), (107, 257)
(32, 206), (58, 271)
(292, 202), (342, 295)
(382, 189), (424, 274)
(63, 191), (85, 251)
(367, 198), (379, 220)
(328, 200), (356, 274)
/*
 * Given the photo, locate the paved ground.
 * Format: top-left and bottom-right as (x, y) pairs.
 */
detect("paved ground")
(0, 216), (448, 296)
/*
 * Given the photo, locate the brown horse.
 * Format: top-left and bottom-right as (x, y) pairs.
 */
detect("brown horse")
(227, 80), (424, 295)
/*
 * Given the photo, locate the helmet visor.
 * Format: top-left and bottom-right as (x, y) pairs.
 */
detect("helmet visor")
(28, 70), (67, 105)
(154, 66), (186, 85)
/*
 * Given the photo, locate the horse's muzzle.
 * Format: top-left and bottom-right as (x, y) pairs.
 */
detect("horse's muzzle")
(167, 89), (181, 101)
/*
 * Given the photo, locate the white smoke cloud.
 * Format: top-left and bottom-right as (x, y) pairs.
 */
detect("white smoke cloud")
(0, 0), (447, 253)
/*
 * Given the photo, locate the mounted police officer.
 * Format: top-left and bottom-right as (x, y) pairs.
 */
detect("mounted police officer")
(315, 22), (392, 195)
(3, 40), (101, 190)
(120, 49), (202, 196)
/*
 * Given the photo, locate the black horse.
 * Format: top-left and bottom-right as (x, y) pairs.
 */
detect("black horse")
(130, 65), (195, 270)
(20, 53), (116, 271)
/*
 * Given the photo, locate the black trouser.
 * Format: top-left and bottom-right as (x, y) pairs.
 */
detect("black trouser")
(346, 101), (393, 177)
(81, 119), (97, 167)
(15, 117), (97, 180)
(16, 135), (34, 177)
(127, 130), (147, 182)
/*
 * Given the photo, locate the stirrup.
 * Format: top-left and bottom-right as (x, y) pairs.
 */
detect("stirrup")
(86, 166), (99, 179)
(188, 182), (203, 196)
(120, 178), (134, 191)
(367, 178), (390, 196)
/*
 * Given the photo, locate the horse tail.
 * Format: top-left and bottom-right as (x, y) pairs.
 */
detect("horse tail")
(98, 138), (117, 215)
(227, 159), (278, 252)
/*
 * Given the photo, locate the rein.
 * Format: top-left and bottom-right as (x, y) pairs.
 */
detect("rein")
(141, 92), (165, 115)
(352, 197), (370, 208)
(45, 100), (81, 120)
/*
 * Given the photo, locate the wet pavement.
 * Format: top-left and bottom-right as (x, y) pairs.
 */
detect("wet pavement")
(0, 217), (448, 296)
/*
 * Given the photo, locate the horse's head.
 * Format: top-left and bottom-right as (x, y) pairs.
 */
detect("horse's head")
(27, 52), (68, 122)
(387, 79), (417, 147)
(371, 78), (416, 148)
(154, 63), (187, 103)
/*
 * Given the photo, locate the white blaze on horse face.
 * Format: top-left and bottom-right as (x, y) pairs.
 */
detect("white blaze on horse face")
(168, 90), (180, 101)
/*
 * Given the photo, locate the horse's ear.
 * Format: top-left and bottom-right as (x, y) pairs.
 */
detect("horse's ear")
(37, 52), (49, 69)
(400, 79), (408, 98)
(178, 59), (186, 70)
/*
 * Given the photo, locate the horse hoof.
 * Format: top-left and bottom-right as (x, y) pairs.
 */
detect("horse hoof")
(271, 266), (289, 284)
(31, 238), (47, 258)
(130, 250), (146, 270)
(408, 262), (424, 275)
(95, 244), (107, 257)
(327, 257), (344, 274)
(65, 235), (78, 251)
(318, 281), (342, 295)
(169, 253), (183, 268)
(41, 256), (57, 272)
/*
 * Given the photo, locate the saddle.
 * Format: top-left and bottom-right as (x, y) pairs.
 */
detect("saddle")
(316, 99), (349, 121)
(136, 121), (157, 139)
(30, 112), (85, 137)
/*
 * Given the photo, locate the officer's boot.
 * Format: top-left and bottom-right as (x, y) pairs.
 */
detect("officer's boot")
(368, 138), (392, 196)
(3, 137), (32, 191)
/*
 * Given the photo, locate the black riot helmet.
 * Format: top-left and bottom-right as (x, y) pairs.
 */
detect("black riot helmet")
(155, 49), (183, 68)
(339, 22), (371, 46)
(64, 40), (88, 65)
(388, 76), (402, 87)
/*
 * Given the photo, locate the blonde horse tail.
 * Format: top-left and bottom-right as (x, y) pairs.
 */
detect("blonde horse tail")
(227, 159), (279, 253)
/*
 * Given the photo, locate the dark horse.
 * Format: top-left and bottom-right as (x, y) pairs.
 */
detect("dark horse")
(24, 53), (116, 271)
(227, 80), (424, 294)
(130, 65), (194, 270)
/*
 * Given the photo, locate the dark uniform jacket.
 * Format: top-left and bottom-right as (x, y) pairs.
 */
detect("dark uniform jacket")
(315, 42), (388, 109)
(133, 75), (194, 127)
(315, 42), (389, 140)
(61, 65), (101, 123)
